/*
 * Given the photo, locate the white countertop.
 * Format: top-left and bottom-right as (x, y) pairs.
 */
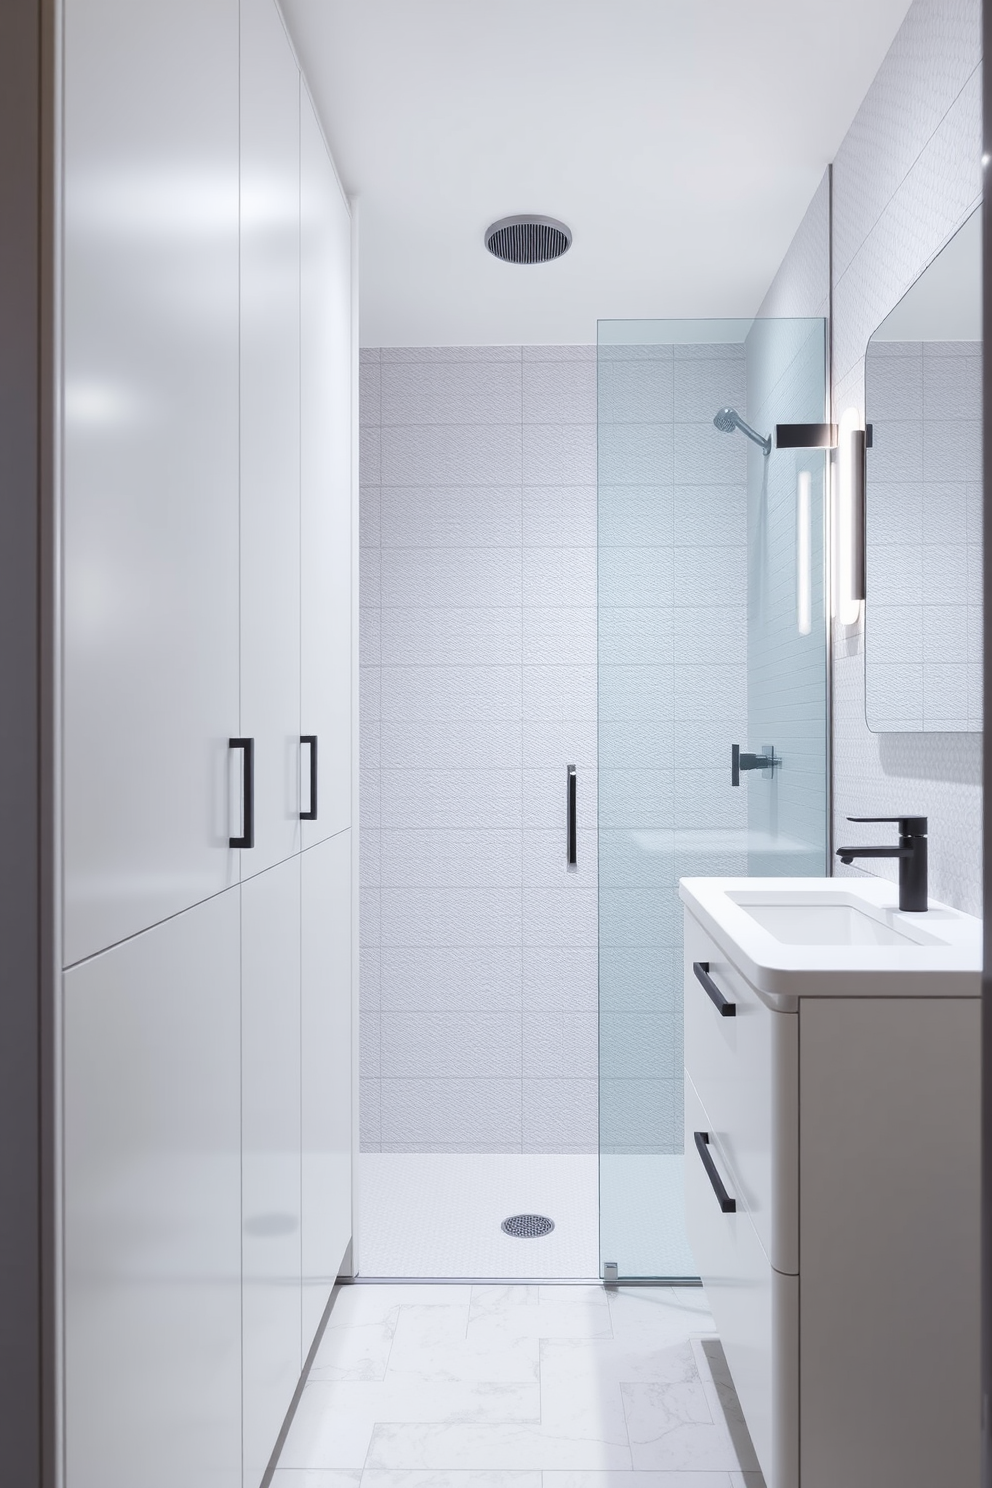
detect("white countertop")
(679, 875), (982, 1001)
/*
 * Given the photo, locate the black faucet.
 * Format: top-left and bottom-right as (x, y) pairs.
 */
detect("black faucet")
(835, 816), (928, 912)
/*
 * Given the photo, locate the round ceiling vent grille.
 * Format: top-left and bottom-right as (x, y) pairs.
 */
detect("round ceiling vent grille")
(485, 215), (572, 265)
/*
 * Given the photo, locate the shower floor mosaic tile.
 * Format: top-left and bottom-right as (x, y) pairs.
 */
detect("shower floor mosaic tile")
(273, 1283), (765, 1485)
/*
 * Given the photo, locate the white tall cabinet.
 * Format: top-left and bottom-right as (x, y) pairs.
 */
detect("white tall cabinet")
(61, 3), (356, 1484)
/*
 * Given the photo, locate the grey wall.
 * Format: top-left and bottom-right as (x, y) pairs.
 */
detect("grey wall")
(760, 0), (983, 915)
(359, 346), (598, 1153)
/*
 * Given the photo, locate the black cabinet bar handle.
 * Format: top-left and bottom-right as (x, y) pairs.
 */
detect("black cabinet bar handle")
(566, 764), (577, 867)
(694, 1131), (737, 1213)
(229, 738), (254, 849)
(693, 960), (736, 1017)
(300, 734), (318, 820)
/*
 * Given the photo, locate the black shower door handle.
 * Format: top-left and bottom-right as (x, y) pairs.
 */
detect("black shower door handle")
(567, 765), (577, 867)
(301, 734), (318, 820)
(229, 737), (254, 849)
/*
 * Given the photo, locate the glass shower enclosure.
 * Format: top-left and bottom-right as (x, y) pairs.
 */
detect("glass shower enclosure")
(597, 317), (828, 1280)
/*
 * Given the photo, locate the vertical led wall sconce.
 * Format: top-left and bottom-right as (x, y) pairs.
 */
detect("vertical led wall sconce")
(836, 408), (866, 626)
(797, 471), (812, 636)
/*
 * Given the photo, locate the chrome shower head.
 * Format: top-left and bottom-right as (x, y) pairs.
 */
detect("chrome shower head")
(712, 406), (772, 456)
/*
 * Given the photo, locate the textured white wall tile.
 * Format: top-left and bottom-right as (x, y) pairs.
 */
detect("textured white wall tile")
(522, 887), (598, 948)
(521, 485), (597, 547)
(522, 719), (598, 770)
(523, 423), (597, 486)
(380, 768), (521, 830)
(380, 829), (523, 888)
(522, 947), (598, 1013)
(380, 665), (522, 722)
(380, 487), (522, 548)
(522, 829), (597, 887)
(381, 546), (523, 609)
(380, 607), (522, 668)
(598, 357), (674, 423)
(598, 424), (674, 485)
(380, 1079), (524, 1147)
(380, 358), (522, 426)
(380, 946), (523, 1012)
(379, 887), (523, 948)
(522, 607), (597, 666)
(522, 359), (597, 424)
(522, 664), (597, 721)
(381, 423), (523, 487)
(380, 719), (522, 770)
(380, 1011), (522, 1079)
(598, 548), (675, 608)
(522, 548), (597, 608)
(521, 1079), (598, 1154)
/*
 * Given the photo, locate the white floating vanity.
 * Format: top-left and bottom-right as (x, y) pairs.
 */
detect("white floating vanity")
(680, 876), (981, 1488)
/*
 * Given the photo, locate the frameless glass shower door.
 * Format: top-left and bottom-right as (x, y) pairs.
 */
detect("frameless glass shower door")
(597, 317), (828, 1280)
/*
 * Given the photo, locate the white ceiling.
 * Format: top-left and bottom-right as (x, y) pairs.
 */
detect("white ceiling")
(281, 0), (914, 346)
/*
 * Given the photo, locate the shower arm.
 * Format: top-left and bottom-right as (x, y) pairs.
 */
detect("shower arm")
(733, 415), (772, 456)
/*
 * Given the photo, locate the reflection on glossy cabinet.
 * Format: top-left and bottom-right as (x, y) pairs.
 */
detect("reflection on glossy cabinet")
(64, 889), (242, 1488)
(302, 830), (353, 1350)
(242, 856), (302, 1486)
(301, 91), (353, 849)
(239, 0), (302, 879)
(63, 0), (241, 966)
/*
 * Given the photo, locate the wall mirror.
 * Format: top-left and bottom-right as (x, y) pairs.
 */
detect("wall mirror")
(864, 205), (981, 732)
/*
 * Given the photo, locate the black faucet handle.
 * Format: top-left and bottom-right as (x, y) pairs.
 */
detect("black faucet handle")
(847, 815), (927, 835)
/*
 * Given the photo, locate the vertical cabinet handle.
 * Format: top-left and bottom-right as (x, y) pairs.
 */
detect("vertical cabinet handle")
(694, 1131), (737, 1213)
(566, 765), (577, 867)
(693, 961), (736, 1017)
(229, 738), (254, 849)
(300, 734), (318, 821)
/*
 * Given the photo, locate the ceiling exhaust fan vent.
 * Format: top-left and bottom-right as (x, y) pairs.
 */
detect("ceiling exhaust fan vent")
(485, 215), (572, 265)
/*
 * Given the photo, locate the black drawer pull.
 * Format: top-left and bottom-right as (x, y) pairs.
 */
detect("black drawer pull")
(229, 738), (254, 849)
(693, 960), (735, 1017)
(300, 734), (318, 820)
(694, 1131), (736, 1213)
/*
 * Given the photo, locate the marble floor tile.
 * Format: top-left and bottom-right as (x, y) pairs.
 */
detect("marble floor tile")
(365, 1422), (633, 1472)
(621, 1380), (759, 1473)
(363, 1474), (542, 1488)
(539, 1336), (700, 1390)
(274, 1283), (760, 1481)
(309, 1308), (399, 1383)
(543, 1475), (740, 1488)
(387, 1303), (540, 1384)
(466, 1284), (612, 1344)
(279, 1382), (383, 1469)
(269, 1472), (362, 1487)
(605, 1287), (715, 1347)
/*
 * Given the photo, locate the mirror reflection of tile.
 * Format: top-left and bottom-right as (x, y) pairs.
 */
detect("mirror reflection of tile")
(864, 207), (982, 734)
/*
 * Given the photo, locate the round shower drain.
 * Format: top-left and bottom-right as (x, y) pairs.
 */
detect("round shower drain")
(502, 1213), (555, 1239)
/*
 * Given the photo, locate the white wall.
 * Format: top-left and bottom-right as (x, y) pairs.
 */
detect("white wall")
(760, 0), (982, 915)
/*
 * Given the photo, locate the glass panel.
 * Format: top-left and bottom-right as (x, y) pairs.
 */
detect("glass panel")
(597, 316), (827, 1281)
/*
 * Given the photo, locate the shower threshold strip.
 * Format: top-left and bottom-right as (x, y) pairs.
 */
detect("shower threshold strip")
(340, 1275), (704, 1286)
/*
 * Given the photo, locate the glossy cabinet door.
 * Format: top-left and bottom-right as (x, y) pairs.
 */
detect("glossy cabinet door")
(238, 0), (302, 879)
(241, 856), (302, 1486)
(63, 0), (241, 966)
(301, 830), (353, 1350)
(64, 888), (242, 1488)
(300, 91), (353, 850)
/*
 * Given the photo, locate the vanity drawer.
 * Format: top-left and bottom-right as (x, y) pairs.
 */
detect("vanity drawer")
(684, 909), (798, 1273)
(685, 1073), (798, 1488)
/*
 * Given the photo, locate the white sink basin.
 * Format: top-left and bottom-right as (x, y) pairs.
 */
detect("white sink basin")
(729, 892), (943, 947)
(679, 876), (980, 1003)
